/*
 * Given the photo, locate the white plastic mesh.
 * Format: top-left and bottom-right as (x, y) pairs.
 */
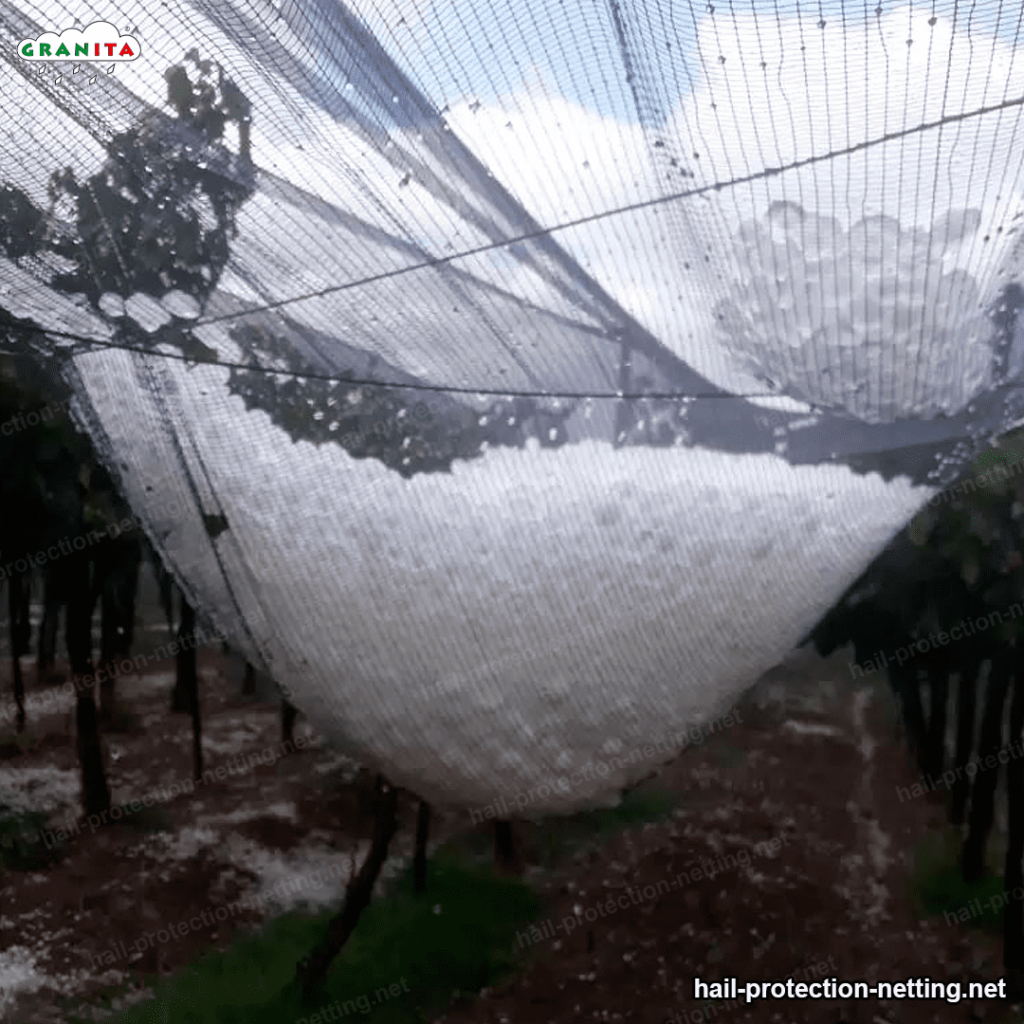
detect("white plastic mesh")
(2, 0), (1024, 811)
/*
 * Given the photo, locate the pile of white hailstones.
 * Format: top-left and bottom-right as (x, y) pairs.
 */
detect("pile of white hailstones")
(716, 200), (995, 424)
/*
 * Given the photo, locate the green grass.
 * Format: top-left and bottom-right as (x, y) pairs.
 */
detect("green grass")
(67, 784), (677, 1023)
(0, 798), (169, 877)
(442, 785), (678, 871)
(571, 784), (677, 833)
(0, 727), (40, 757)
(531, 785), (678, 868)
(85, 852), (539, 1024)
(910, 828), (1009, 933)
(0, 806), (65, 871)
(427, 785), (677, 872)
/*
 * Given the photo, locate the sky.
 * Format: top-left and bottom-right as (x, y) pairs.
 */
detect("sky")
(6, 0), (1024, 409)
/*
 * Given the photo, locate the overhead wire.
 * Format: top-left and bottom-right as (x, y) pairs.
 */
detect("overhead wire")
(2, 90), (1023, 401)
(190, 89), (1024, 327)
(0, 312), (782, 400)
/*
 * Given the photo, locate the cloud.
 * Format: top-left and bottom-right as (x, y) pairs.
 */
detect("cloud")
(18, 21), (139, 62)
(649, 5), (1024, 418)
(400, 5), (1024, 413)
(436, 81), (762, 392)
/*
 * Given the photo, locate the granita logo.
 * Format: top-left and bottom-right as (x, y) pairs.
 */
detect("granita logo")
(19, 21), (139, 61)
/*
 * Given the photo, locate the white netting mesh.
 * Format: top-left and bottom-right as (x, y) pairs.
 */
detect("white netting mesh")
(2, 0), (1024, 811)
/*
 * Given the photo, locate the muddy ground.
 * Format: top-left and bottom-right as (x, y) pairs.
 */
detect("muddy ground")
(0, 635), (1019, 1024)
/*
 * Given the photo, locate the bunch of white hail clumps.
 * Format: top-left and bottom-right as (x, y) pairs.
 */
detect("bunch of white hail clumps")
(72, 349), (937, 813)
(715, 201), (995, 424)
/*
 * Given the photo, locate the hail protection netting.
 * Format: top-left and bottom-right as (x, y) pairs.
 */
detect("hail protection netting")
(4, 0), (1024, 813)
